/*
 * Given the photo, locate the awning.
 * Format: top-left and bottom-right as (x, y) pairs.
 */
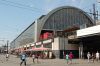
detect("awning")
(26, 47), (51, 51)
(32, 47), (51, 51)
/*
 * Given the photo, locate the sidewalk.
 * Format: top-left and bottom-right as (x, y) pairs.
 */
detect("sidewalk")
(0, 54), (100, 66)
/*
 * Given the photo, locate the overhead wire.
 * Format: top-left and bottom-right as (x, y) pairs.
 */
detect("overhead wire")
(0, 0), (45, 14)
(1, 0), (99, 16)
(0, 0), (71, 14)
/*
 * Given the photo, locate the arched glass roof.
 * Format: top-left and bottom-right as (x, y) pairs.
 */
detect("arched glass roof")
(42, 6), (93, 31)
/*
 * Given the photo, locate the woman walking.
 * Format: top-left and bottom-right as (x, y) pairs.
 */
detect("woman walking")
(69, 52), (74, 64)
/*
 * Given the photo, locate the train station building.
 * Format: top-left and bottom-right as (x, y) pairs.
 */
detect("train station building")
(10, 6), (99, 59)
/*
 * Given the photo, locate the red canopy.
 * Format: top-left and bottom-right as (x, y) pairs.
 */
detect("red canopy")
(32, 47), (51, 51)
(25, 45), (51, 51)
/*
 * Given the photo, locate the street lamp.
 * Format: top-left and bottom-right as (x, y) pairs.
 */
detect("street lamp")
(6, 40), (9, 54)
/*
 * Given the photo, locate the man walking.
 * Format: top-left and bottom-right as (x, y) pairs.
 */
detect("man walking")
(96, 51), (99, 62)
(20, 52), (27, 66)
(87, 52), (91, 63)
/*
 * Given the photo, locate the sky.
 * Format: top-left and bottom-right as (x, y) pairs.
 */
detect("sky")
(0, 0), (100, 46)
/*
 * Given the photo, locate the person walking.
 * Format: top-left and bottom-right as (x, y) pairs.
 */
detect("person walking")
(66, 53), (69, 64)
(87, 52), (91, 63)
(35, 54), (39, 63)
(69, 52), (74, 64)
(20, 52), (27, 66)
(32, 54), (35, 63)
(6, 53), (9, 61)
(96, 51), (99, 62)
(91, 53), (95, 63)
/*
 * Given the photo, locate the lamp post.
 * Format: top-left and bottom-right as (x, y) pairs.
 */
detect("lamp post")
(6, 40), (9, 54)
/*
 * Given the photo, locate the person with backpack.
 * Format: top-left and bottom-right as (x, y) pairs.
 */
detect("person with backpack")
(20, 52), (27, 66)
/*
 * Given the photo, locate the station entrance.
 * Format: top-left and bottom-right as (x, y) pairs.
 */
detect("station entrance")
(80, 34), (100, 58)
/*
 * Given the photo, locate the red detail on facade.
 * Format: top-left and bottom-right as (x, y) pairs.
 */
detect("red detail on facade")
(39, 32), (53, 40)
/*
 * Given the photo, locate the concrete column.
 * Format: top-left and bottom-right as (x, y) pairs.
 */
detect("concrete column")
(34, 20), (37, 42)
(79, 46), (81, 59)
(52, 37), (69, 59)
(52, 37), (60, 58)
(79, 43), (83, 59)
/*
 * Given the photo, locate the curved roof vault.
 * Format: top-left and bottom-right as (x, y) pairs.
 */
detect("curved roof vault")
(37, 6), (94, 41)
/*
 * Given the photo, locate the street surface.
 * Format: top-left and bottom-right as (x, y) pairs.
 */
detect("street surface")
(0, 54), (100, 66)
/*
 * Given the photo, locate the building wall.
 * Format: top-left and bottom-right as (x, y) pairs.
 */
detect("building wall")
(65, 44), (79, 50)
(51, 37), (79, 58)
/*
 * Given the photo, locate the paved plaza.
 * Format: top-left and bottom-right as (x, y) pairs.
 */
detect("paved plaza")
(0, 54), (100, 66)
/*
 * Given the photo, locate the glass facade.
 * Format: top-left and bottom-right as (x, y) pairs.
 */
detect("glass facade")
(10, 22), (35, 48)
(43, 8), (93, 31)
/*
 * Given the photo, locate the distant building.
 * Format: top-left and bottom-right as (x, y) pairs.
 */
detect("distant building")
(0, 45), (7, 53)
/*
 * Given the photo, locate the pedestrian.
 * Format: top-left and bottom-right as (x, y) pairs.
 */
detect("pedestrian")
(35, 54), (39, 63)
(66, 53), (69, 64)
(20, 52), (27, 66)
(6, 53), (9, 61)
(32, 54), (35, 63)
(91, 53), (95, 63)
(96, 51), (99, 62)
(69, 52), (74, 64)
(87, 52), (91, 63)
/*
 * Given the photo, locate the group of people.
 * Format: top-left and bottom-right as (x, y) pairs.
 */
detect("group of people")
(6, 51), (100, 66)
(87, 51), (100, 63)
(3, 50), (100, 66)
(65, 52), (74, 64)
(20, 52), (74, 66)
